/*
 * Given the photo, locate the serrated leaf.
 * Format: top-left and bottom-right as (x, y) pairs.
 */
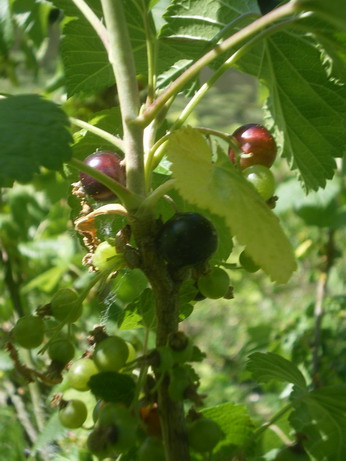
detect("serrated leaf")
(88, 371), (136, 405)
(156, 0), (259, 90)
(247, 352), (307, 390)
(61, 18), (114, 96)
(202, 402), (254, 450)
(238, 31), (345, 191)
(59, 0), (150, 96)
(166, 127), (297, 283)
(0, 95), (72, 187)
(290, 385), (346, 460)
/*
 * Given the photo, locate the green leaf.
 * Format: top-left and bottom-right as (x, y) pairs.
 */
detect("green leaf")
(290, 385), (346, 460)
(238, 31), (345, 191)
(0, 408), (27, 460)
(88, 371), (136, 405)
(157, 0), (259, 90)
(202, 402), (254, 450)
(247, 352), (307, 390)
(295, 0), (346, 31)
(61, 18), (114, 97)
(166, 127), (297, 283)
(118, 288), (155, 329)
(0, 95), (72, 187)
(59, 0), (149, 96)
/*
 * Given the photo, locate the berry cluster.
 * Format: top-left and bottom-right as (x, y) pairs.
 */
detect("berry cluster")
(229, 123), (277, 201)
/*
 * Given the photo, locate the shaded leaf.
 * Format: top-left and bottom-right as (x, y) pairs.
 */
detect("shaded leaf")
(247, 352), (307, 390)
(290, 385), (346, 460)
(0, 95), (72, 187)
(89, 371), (136, 405)
(203, 402), (254, 451)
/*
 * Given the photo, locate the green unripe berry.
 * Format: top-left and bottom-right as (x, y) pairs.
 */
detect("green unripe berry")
(51, 288), (82, 323)
(67, 358), (99, 391)
(197, 267), (230, 299)
(93, 336), (129, 372)
(93, 241), (118, 271)
(59, 399), (88, 429)
(12, 315), (45, 349)
(239, 250), (260, 273)
(188, 417), (224, 453)
(243, 165), (275, 201)
(48, 338), (75, 364)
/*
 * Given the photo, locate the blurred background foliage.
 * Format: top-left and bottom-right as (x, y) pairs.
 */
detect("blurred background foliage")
(1, 0), (346, 459)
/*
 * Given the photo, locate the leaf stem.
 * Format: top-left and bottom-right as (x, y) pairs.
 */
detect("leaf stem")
(71, 0), (109, 51)
(136, 1), (301, 127)
(311, 229), (335, 388)
(100, 0), (145, 197)
(139, 0), (157, 103)
(253, 401), (294, 439)
(70, 117), (125, 153)
(171, 17), (298, 131)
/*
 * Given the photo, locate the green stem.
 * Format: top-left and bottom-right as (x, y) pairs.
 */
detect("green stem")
(136, 1), (301, 127)
(137, 179), (176, 218)
(72, 0), (109, 51)
(171, 17), (298, 131)
(139, 0), (157, 103)
(68, 157), (142, 210)
(253, 402), (294, 439)
(70, 117), (125, 153)
(100, 0), (145, 197)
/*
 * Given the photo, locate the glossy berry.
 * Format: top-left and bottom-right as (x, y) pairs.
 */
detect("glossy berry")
(93, 241), (118, 271)
(93, 336), (129, 372)
(243, 165), (275, 201)
(59, 399), (88, 429)
(51, 288), (82, 323)
(188, 417), (224, 453)
(67, 358), (99, 391)
(48, 338), (75, 364)
(80, 151), (126, 201)
(197, 267), (230, 299)
(157, 213), (218, 268)
(12, 315), (45, 349)
(228, 124), (277, 169)
(239, 250), (260, 273)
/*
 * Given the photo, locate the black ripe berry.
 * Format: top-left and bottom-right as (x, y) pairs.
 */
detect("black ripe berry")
(79, 151), (126, 201)
(157, 212), (218, 268)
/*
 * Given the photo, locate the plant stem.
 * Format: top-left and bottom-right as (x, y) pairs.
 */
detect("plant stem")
(100, 0), (145, 197)
(171, 17), (298, 131)
(68, 157), (142, 210)
(136, 1), (301, 127)
(139, 0), (157, 103)
(253, 402), (294, 439)
(131, 217), (190, 461)
(70, 117), (125, 153)
(72, 0), (109, 51)
(311, 229), (335, 388)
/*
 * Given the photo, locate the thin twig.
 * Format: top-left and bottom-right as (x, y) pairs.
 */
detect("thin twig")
(311, 229), (335, 388)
